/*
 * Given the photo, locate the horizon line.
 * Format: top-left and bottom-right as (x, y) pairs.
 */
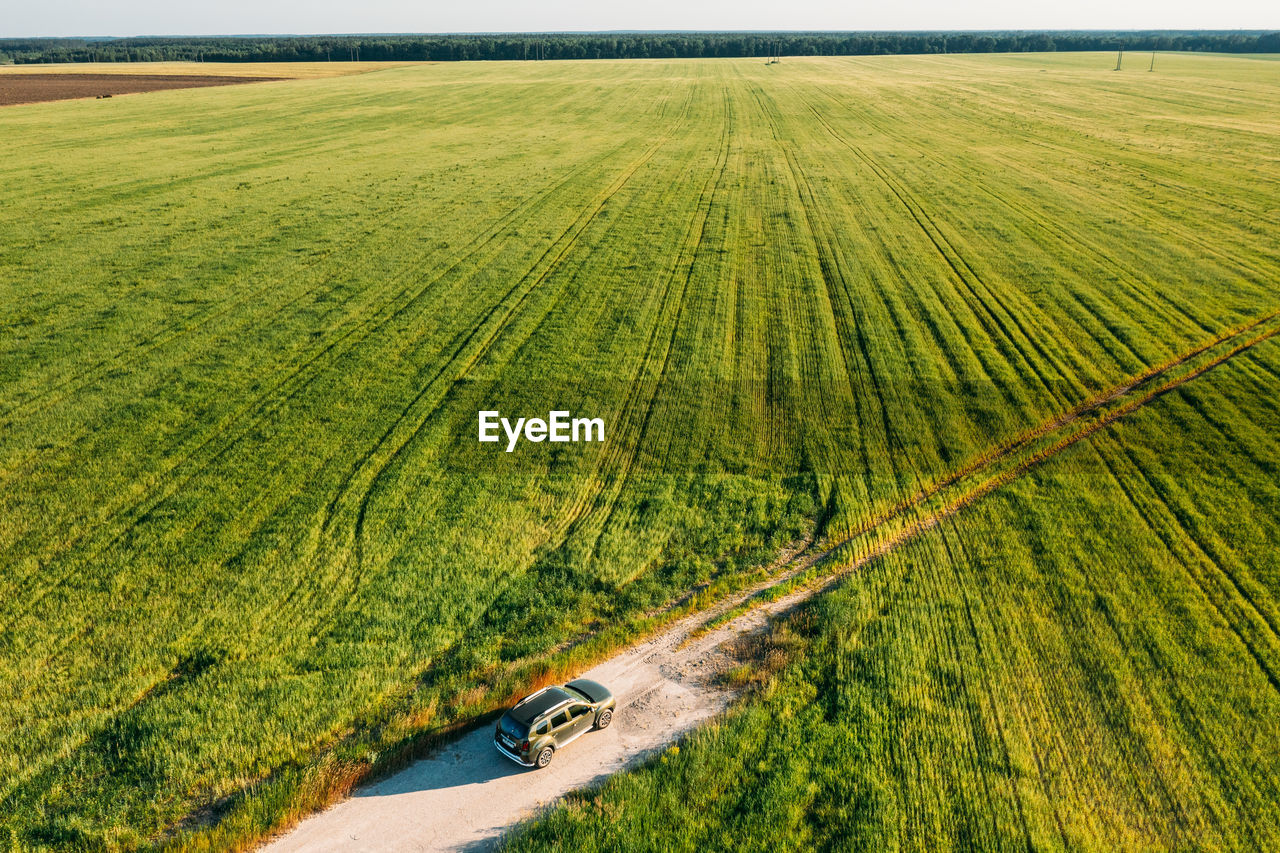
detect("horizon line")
(6, 27), (1277, 40)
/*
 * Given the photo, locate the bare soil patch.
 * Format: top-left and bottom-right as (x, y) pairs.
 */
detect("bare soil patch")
(0, 73), (284, 106)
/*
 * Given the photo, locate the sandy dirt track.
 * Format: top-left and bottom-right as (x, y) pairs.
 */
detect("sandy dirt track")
(263, 572), (819, 852)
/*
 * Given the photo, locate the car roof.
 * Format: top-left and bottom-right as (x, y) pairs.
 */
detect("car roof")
(509, 687), (574, 725)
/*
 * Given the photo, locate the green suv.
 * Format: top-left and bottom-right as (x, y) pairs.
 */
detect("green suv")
(494, 678), (617, 768)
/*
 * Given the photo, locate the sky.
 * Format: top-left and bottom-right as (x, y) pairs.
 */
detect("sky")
(6, 0), (1278, 39)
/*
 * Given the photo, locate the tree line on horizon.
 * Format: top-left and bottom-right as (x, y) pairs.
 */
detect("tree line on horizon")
(1, 30), (1278, 65)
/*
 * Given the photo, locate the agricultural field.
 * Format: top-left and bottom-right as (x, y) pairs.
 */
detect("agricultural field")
(0, 61), (407, 78)
(1, 52), (1278, 849)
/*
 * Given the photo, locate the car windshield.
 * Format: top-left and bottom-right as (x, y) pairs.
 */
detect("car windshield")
(562, 685), (591, 702)
(499, 714), (529, 739)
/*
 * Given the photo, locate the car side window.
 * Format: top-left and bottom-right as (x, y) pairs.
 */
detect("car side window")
(570, 704), (590, 719)
(551, 711), (570, 729)
(534, 720), (549, 735)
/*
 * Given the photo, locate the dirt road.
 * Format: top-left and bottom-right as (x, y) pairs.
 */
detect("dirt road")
(264, 577), (816, 852)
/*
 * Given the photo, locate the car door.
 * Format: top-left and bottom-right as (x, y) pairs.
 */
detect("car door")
(548, 709), (573, 747)
(565, 703), (594, 739)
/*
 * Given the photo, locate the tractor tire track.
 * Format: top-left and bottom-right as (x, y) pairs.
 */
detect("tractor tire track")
(545, 92), (732, 550)
(814, 314), (1280, 576)
(1092, 432), (1280, 693)
(0, 141), (650, 640)
(1, 104), (702, 802)
(803, 83), (1219, 343)
(750, 80), (924, 525)
(306, 93), (698, 622)
(570, 88), (736, 551)
(838, 310), (1280, 545)
(800, 98), (1079, 418)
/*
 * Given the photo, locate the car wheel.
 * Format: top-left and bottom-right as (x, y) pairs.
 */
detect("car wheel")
(535, 746), (554, 768)
(595, 709), (613, 730)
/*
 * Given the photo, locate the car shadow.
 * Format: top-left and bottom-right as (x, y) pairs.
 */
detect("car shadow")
(353, 728), (530, 797)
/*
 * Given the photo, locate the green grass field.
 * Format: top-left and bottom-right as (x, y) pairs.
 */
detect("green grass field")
(1, 52), (1278, 849)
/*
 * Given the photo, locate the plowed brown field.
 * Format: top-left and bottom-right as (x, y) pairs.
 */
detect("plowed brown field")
(0, 72), (282, 106)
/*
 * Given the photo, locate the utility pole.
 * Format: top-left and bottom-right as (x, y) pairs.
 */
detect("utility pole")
(1114, 46), (1123, 71)
(1149, 51), (1156, 72)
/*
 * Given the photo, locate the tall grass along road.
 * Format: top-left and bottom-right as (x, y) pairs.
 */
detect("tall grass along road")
(1, 52), (1277, 850)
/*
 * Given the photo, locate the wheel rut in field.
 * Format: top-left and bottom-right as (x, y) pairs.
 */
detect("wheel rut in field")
(805, 310), (1280, 584)
(295, 93), (698, 627)
(0, 102), (703, 800)
(261, 312), (1280, 852)
(802, 82), (1222, 341)
(0, 142), (642, 640)
(564, 88), (736, 550)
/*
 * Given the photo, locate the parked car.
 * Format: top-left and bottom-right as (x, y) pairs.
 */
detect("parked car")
(493, 678), (616, 768)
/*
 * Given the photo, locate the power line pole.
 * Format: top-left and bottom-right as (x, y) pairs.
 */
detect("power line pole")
(1114, 46), (1124, 71)
(1149, 51), (1156, 72)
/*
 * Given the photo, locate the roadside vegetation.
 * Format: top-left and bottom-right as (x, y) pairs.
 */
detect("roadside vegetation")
(1, 53), (1277, 848)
